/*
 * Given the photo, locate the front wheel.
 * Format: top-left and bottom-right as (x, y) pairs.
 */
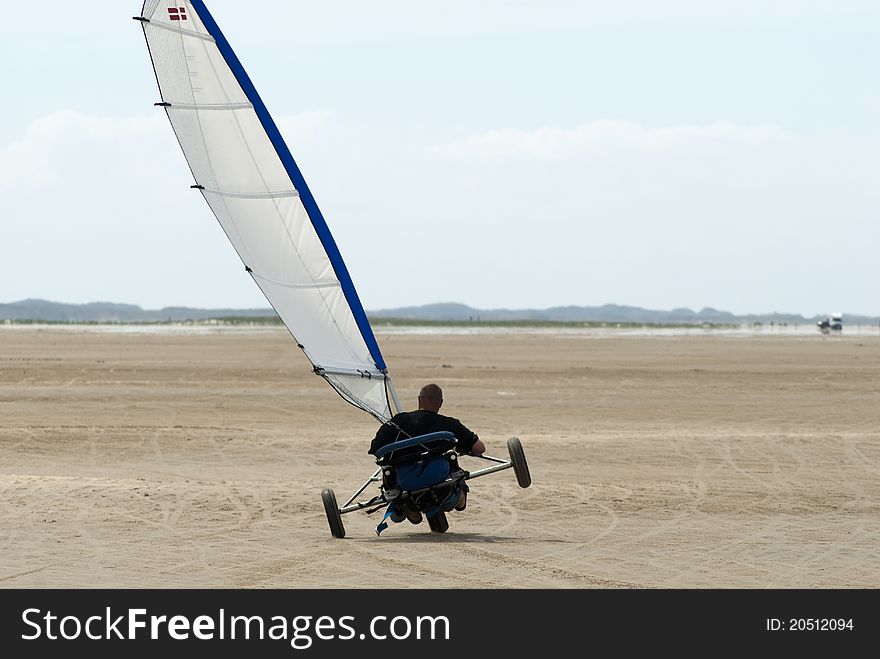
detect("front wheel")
(507, 437), (531, 488)
(427, 510), (449, 533)
(321, 488), (346, 538)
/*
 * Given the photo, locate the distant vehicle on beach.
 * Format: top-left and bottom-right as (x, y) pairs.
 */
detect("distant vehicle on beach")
(817, 312), (843, 334)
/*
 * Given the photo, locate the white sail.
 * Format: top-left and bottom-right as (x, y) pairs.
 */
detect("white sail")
(136, 0), (396, 421)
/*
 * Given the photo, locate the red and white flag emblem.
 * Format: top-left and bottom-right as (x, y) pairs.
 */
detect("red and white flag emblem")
(168, 7), (188, 21)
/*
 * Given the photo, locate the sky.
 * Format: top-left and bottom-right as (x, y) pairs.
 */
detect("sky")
(1, 1), (878, 316)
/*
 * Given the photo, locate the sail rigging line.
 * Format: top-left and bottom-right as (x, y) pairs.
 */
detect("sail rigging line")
(321, 373), (394, 425)
(239, 263), (394, 423)
(242, 266), (393, 425)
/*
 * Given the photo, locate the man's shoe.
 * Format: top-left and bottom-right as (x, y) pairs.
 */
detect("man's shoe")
(454, 491), (467, 511)
(406, 510), (423, 524)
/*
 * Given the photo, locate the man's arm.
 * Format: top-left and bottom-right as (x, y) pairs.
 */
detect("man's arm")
(452, 419), (485, 455)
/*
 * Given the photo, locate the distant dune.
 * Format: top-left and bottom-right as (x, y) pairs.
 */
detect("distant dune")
(0, 299), (274, 323)
(366, 302), (865, 325)
(1, 298), (876, 325)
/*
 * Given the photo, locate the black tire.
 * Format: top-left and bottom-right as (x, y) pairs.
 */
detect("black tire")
(427, 509), (449, 533)
(321, 488), (346, 539)
(507, 436), (531, 488)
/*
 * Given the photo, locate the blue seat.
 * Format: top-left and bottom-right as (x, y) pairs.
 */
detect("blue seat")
(374, 431), (458, 492)
(373, 431), (456, 461)
(395, 458), (452, 491)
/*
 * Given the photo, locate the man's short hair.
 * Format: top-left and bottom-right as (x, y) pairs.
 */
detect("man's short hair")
(419, 383), (443, 405)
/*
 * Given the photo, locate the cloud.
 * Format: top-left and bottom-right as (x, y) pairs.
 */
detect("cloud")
(2, 111), (877, 315)
(0, 109), (330, 192)
(3, 1), (875, 40)
(413, 120), (879, 313)
(0, 110), (167, 189)
(0, 109), (348, 309)
(205, 0), (879, 45)
(442, 120), (791, 160)
(0, 111), (241, 307)
(275, 111), (331, 146)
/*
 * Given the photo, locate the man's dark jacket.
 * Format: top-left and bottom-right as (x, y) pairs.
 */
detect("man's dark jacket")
(369, 410), (479, 456)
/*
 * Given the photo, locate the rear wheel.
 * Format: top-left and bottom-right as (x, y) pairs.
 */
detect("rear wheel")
(507, 437), (531, 488)
(321, 488), (346, 539)
(427, 509), (449, 533)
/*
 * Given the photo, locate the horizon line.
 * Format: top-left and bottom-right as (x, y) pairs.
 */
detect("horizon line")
(1, 298), (875, 319)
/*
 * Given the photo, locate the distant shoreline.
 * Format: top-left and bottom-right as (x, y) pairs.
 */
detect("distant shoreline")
(4, 318), (878, 338)
(4, 316), (875, 329)
(3, 317), (743, 329)
(5, 299), (878, 326)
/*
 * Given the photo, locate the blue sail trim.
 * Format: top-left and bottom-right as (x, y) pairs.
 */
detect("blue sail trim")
(189, 0), (387, 372)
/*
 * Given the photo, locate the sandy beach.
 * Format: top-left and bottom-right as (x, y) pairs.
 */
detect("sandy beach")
(1, 326), (878, 588)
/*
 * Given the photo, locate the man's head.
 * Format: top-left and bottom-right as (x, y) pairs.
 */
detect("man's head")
(417, 383), (443, 413)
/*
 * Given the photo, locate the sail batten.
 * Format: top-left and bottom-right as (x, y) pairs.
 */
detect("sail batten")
(164, 101), (254, 111)
(138, 0), (394, 421)
(248, 271), (341, 291)
(198, 187), (300, 200)
(143, 18), (216, 42)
